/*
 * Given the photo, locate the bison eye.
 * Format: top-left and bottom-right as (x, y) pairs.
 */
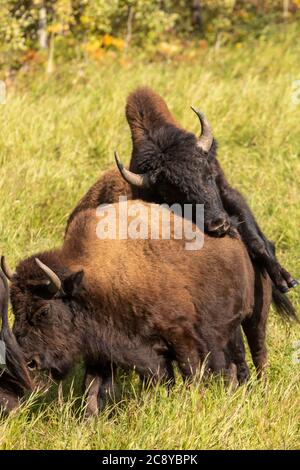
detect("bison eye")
(27, 359), (38, 371)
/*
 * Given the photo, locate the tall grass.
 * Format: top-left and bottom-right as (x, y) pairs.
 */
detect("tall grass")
(0, 26), (299, 449)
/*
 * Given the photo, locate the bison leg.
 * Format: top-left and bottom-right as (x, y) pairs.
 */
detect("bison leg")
(84, 371), (101, 417)
(134, 345), (176, 389)
(206, 348), (229, 379)
(214, 160), (297, 292)
(97, 365), (119, 411)
(226, 326), (250, 384)
(139, 358), (175, 390)
(242, 318), (267, 378)
(171, 338), (201, 382)
(235, 212), (294, 293)
(83, 362), (119, 416)
(242, 268), (271, 378)
(171, 330), (231, 384)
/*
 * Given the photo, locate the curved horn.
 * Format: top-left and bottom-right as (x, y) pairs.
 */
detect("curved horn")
(0, 269), (9, 331)
(191, 106), (213, 153)
(35, 258), (62, 294)
(114, 151), (150, 188)
(1, 256), (16, 281)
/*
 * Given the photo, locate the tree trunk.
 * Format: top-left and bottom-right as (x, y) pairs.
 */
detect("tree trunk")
(47, 33), (55, 74)
(191, 0), (203, 34)
(283, 0), (290, 18)
(124, 6), (134, 56)
(38, 3), (48, 50)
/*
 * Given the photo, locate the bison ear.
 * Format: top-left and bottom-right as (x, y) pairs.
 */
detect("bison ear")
(62, 270), (84, 296)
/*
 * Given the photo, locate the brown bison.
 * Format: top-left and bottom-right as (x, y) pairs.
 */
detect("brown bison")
(67, 88), (297, 318)
(65, 88), (297, 389)
(66, 166), (296, 386)
(2, 201), (272, 415)
(115, 87), (297, 295)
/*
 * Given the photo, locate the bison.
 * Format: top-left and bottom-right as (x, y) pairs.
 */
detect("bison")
(2, 201), (272, 415)
(0, 270), (33, 414)
(64, 87), (298, 391)
(66, 87), (297, 323)
(112, 87), (297, 295)
(66, 165), (297, 388)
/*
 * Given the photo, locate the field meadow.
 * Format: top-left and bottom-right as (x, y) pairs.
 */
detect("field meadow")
(0, 26), (300, 449)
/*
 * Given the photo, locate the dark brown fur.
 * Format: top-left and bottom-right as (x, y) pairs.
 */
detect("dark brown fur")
(126, 88), (229, 233)
(68, 87), (297, 303)
(9, 202), (271, 414)
(66, 168), (287, 383)
(125, 87), (297, 296)
(65, 88), (297, 390)
(68, 168), (132, 229)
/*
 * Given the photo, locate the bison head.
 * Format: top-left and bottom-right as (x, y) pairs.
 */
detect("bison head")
(1, 255), (86, 381)
(115, 108), (230, 236)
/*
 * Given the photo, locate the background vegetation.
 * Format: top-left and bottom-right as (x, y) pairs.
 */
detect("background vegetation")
(0, 0), (300, 450)
(1, 0), (300, 74)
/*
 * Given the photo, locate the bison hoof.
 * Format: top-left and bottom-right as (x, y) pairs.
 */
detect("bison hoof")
(289, 279), (299, 289)
(279, 284), (290, 294)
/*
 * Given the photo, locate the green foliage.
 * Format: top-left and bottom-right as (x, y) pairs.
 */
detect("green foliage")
(0, 0), (299, 70)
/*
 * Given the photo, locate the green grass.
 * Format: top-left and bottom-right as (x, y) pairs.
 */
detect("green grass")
(0, 26), (300, 449)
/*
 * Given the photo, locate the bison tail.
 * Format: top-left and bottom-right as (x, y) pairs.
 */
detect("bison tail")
(272, 285), (299, 322)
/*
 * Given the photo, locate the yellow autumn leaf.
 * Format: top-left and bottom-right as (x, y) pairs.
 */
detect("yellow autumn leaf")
(102, 34), (125, 51)
(102, 34), (114, 47)
(80, 15), (91, 26)
(82, 40), (101, 53)
(48, 23), (66, 34)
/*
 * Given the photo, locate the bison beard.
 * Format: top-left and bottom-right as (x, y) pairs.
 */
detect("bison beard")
(4, 202), (272, 415)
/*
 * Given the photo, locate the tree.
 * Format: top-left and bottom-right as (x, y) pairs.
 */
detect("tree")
(190, 0), (203, 33)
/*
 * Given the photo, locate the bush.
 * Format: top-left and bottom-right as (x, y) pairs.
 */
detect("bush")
(0, 0), (299, 71)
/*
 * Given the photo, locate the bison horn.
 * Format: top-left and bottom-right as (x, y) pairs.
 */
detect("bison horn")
(35, 258), (62, 294)
(114, 151), (150, 188)
(1, 256), (16, 281)
(191, 106), (213, 153)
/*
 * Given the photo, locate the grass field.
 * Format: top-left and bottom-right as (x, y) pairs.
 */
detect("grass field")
(0, 26), (300, 450)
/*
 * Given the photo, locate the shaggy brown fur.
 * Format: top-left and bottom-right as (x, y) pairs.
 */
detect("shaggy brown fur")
(64, 88), (297, 391)
(7, 202), (271, 414)
(126, 88), (229, 235)
(126, 87), (181, 145)
(68, 168), (132, 229)
(67, 87), (297, 302)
